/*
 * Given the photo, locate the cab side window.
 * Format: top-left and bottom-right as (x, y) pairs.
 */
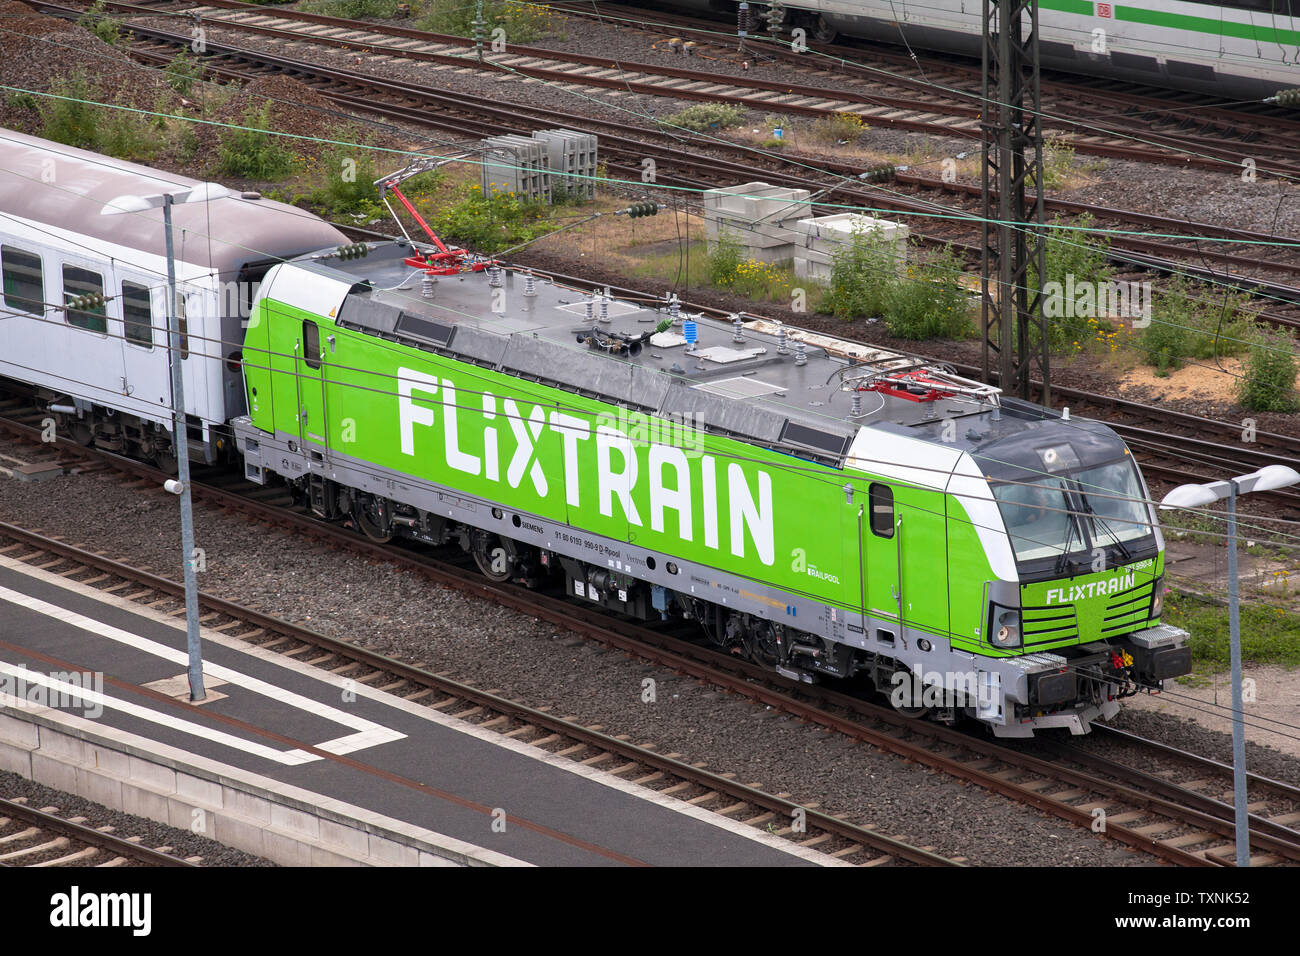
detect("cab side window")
(302, 320), (321, 369)
(869, 483), (895, 538)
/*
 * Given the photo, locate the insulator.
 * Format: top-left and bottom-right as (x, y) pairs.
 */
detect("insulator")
(737, 1), (750, 38)
(1269, 88), (1300, 106)
(851, 390), (862, 417)
(859, 163), (896, 183)
(599, 295), (611, 323)
(776, 323), (788, 354)
(683, 319), (698, 352)
(795, 341), (807, 366)
(488, 263), (503, 287)
(335, 242), (368, 260)
(422, 273), (436, 298)
(585, 295), (595, 322)
(523, 273), (537, 296)
(731, 313), (744, 343)
(669, 293), (681, 325)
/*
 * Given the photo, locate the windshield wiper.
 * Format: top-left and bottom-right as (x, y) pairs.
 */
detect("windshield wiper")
(1081, 497), (1133, 564)
(1055, 507), (1079, 576)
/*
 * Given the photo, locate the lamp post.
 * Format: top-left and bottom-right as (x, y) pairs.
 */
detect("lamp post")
(1159, 465), (1300, 867)
(106, 189), (206, 701)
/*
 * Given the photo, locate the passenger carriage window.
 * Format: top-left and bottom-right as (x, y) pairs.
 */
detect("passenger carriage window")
(62, 265), (107, 334)
(302, 320), (321, 370)
(121, 281), (153, 349)
(869, 483), (895, 538)
(1, 246), (44, 315)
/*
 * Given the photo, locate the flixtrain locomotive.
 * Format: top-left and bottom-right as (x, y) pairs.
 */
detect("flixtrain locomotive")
(0, 130), (1191, 736)
(654, 0), (1300, 100)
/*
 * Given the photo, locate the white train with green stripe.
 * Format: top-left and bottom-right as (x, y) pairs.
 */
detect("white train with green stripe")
(231, 240), (1192, 738)
(668, 0), (1300, 99)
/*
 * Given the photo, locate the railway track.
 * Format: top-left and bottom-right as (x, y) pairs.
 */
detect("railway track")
(71, 0), (1300, 180)
(2, 410), (1298, 866)
(0, 795), (198, 866)
(0, 515), (960, 868)
(42, 0), (1300, 330)
(551, 0), (1300, 178)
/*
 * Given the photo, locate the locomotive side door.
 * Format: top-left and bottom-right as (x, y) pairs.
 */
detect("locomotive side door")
(862, 482), (902, 625)
(295, 318), (327, 453)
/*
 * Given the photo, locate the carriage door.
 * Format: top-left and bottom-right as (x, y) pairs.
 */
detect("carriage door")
(296, 319), (327, 456)
(863, 483), (902, 625)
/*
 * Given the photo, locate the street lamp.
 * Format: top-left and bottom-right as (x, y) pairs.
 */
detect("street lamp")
(105, 189), (206, 702)
(1159, 464), (1300, 867)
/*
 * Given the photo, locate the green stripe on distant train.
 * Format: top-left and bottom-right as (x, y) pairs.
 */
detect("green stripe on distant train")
(1037, 0), (1300, 46)
(1117, 5), (1300, 45)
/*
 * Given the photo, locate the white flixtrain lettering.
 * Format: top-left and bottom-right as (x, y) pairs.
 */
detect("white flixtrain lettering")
(392, 370), (777, 566)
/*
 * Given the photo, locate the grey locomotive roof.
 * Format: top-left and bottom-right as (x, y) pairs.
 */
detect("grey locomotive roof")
(308, 241), (1086, 466)
(0, 128), (347, 276)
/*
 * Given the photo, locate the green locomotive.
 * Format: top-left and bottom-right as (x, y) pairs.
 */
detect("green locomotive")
(233, 240), (1190, 736)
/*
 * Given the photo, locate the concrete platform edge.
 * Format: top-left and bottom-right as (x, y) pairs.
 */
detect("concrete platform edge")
(0, 700), (529, 868)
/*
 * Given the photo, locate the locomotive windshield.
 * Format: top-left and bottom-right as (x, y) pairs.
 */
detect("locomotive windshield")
(989, 457), (1155, 567)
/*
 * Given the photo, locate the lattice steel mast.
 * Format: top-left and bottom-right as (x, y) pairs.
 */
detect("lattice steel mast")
(980, 0), (1049, 403)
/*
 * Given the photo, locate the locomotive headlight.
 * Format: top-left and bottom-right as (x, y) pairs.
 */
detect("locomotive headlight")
(1150, 576), (1165, 619)
(989, 606), (1022, 648)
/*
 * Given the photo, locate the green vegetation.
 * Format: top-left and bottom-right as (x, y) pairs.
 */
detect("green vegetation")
(77, 0), (128, 46)
(1236, 329), (1300, 412)
(809, 111), (868, 144)
(661, 103), (746, 132)
(1138, 275), (1257, 375)
(36, 71), (101, 150)
(822, 228), (971, 339)
(417, 0), (559, 42)
(299, 0), (401, 18)
(703, 232), (804, 304)
(216, 103), (294, 180)
(164, 50), (204, 98)
(1164, 590), (1300, 670)
(5, 91), (37, 111)
(428, 185), (553, 253)
(304, 135), (389, 220)
(880, 246), (972, 340)
(37, 72), (158, 161)
(1034, 213), (1114, 353)
(1038, 132), (1075, 190)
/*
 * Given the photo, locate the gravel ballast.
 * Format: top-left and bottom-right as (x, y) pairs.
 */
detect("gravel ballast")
(3, 434), (1286, 866)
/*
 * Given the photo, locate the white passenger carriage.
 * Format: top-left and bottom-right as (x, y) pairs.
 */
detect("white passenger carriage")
(0, 129), (346, 466)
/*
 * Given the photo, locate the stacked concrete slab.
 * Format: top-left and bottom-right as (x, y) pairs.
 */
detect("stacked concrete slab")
(794, 213), (910, 282)
(701, 182), (811, 264)
(531, 129), (598, 200)
(481, 135), (552, 202)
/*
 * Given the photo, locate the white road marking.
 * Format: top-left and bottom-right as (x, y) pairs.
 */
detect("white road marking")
(0, 584), (405, 761)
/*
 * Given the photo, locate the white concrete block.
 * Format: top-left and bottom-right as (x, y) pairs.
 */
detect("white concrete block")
(127, 756), (176, 793)
(223, 786), (272, 824)
(0, 741), (33, 775)
(77, 767), (124, 811)
(121, 783), (170, 823)
(212, 814), (266, 858)
(175, 772), (222, 808)
(86, 744), (131, 779)
(0, 713), (40, 749)
(319, 817), (370, 856)
(270, 803), (319, 839)
(262, 829), (313, 867)
(368, 833), (419, 866)
(31, 752), (78, 791)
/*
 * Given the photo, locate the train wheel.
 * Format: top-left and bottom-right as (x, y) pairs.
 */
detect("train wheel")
(353, 495), (392, 543)
(810, 14), (837, 44)
(471, 531), (516, 582)
(887, 669), (931, 719)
